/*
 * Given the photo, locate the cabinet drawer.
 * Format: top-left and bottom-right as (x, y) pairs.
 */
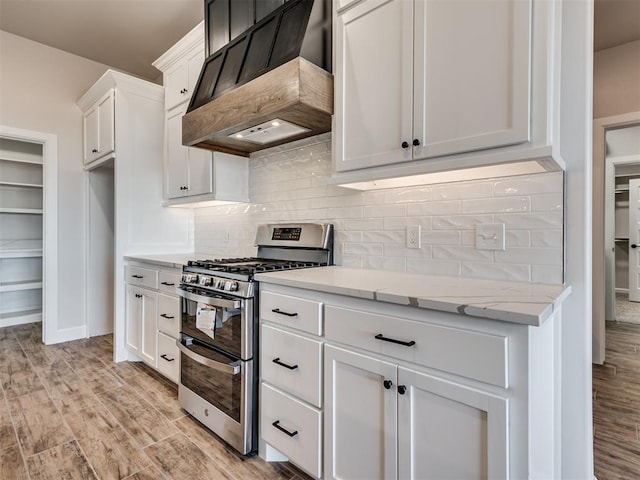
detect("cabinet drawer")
(158, 271), (180, 294)
(261, 383), (321, 478)
(125, 266), (158, 289)
(157, 331), (179, 383)
(158, 293), (180, 337)
(325, 305), (508, 388)
(261, 291), (322, 335)
(261, 324), (322, 408)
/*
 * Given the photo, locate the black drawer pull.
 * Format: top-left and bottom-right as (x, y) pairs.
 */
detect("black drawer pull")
(271, 308), (298, 317)
(272, 420), (298, 437)
(160, 354), (175, 362)
(273, 357), (299, 370)
(160, 314), (175, 319)
(374, 334), (416, 347)
(161, 282), (175, 286)
(131, 275), (143, 279)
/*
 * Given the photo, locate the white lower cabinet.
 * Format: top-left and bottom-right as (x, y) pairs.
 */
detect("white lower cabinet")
(125, 284), (157, 367)
(125, 261), (181, 381)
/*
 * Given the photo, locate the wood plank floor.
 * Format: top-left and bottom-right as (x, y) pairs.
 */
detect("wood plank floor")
(593, 321), (640, 480)
(0, 322), (311, 480)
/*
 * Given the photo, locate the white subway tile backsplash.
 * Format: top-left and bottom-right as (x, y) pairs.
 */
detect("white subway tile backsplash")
(494, 212), (563, 230)
(432, 215), (493, 230)
(493, 171), (563, 196)
(495, 247), (563, 266)
(432, 182), (493, 200)
(532, 265), (563, 284)
(433, 245), (493, 262)
(462, 263), (530, 282)
(407, 200), (460, 216)
(532, 193), (564, 212)
(194, 138), (564, 285)
(461, 197), (530, 214)
(531, 230), (563, 248)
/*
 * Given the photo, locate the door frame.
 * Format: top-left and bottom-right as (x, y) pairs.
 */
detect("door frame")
(593, 111), (640, 364)
(0, 125), (58, 344)
(604, 155), (640, 317)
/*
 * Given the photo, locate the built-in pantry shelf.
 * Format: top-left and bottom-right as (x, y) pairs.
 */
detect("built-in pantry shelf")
(0, 208), (43, 214)
(0, 240), (43, 258)
(0, 181), (43, 188)
(0, 309), (42, 327)
(615, 238), (630, 242)
(0, 280), (42, 293)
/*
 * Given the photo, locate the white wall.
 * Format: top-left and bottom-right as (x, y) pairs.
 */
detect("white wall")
(195, 136), (564, 285)
(0, 30), (111, 336)
(594, 40), (640, 119)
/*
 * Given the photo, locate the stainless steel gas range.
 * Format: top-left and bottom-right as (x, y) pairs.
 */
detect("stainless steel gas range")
(176, 223), (333, 455)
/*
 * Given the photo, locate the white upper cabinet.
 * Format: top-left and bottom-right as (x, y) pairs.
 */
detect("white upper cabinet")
(154, 21), (249, 206)
(82, 89), (115, 165)
(165, 47), (205, 111)
(333, 0), (561, 180)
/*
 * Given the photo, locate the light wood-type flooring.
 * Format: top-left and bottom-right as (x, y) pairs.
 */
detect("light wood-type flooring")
(593, 321), (640, 480)
(0, 322), (311, 480)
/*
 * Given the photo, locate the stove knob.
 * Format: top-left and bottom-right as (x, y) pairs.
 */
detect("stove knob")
(216, 280), (225, 289)
(225, 281), (239, 292)
(200, 276), (212, 287)
(190, 274), (199, 284)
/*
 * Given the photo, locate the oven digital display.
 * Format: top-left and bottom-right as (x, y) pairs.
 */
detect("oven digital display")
(272, 227), (301, 241)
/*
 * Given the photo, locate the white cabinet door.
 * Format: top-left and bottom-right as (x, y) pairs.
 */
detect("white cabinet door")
(413, 0), (531, 160)
(324, 345), (398, 480)
(83, 90), (115, 165)
(126, 285), (142, 356)
(186, 145), (213, 197)
(186, 47), (205, 101)
(97, 90), (115, 160)
(166, 109), (189, 199)
(165, 59), (189, 111)
(83, 106), (99, 165)
(397, 367), (508, 480)
(140, 289), (158, 367)
(334, 0), (413, 172)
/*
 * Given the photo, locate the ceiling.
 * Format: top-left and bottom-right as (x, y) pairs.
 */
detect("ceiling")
(0, 0), (638, 81)
(0, 0), (203, 81)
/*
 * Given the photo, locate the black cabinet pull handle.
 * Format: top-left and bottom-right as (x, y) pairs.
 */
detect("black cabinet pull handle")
(271, 308), (298, 317)
(374, 334), (416, 347)
(401, 141), (409, 149)
(92, 148), (98, 153)
(413, 138), (421, 146)
(632, 244), (637, 249)
(273, 357), (299, 370)
(160, 314), (175, 319)
(383, 379), (392, 390)
(272, 420), (298, 438)
(398, 385), (407, 395)
(131, 275), (143, 279)
(135, 293), (142, 299)
(161, 282), (175, 286)
(160, 354), (175, 362)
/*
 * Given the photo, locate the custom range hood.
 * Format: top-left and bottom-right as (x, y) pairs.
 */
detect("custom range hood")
(183, 0), (332, 157)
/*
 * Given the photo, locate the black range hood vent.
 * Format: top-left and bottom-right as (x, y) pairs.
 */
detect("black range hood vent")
(188, 0), (320, 114)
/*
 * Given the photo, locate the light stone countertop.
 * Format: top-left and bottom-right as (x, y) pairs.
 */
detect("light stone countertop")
(124, 253), (204, 269)
(255, 266), (571, 326)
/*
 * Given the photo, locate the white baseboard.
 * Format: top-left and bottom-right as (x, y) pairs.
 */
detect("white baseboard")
(44, 325), (87, 345)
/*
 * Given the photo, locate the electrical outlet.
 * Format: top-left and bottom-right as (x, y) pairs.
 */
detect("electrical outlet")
(475, 223), (505, 251)
(223, 231), (230, 243)
(407, 225), (421, 249)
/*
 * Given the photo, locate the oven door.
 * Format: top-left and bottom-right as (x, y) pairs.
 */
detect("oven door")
(177, 286), (253, 360)
(177, 334), (255, 454)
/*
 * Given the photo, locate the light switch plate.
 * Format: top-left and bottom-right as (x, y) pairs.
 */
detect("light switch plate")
(475, 223), (505, 250)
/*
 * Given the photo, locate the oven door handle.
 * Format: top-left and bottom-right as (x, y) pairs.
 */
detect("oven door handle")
(176, 338), (242, 375)
(177, 288), (242, 309)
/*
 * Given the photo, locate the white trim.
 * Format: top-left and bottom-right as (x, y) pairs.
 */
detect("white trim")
(0, 125), (58, 345)
(593, 111), (640, 365)
(44, 325), (87, 345)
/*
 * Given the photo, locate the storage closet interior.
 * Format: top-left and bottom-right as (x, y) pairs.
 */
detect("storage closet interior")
(0, 137), (43, 327)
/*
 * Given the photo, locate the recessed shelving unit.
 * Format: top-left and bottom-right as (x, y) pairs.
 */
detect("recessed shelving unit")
(0, 137), (43, 327)
(614, 166), (640, 294)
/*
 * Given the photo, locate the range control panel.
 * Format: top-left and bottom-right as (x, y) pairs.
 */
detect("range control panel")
(271, 227), (302, 241)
